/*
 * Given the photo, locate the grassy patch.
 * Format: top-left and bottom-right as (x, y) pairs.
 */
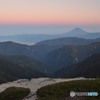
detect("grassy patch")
(37, 79), (100, 100)
(0, 87), (30, 100)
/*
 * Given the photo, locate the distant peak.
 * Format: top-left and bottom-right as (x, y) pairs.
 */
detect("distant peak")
(66, 27), (87, 36)
(72, 28), (85, 32)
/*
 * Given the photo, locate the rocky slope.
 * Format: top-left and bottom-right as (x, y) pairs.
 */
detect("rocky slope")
(0, 78), (86, 100)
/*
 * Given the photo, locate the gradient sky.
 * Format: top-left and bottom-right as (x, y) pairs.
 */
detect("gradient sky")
(0, 0), (100, 25)
(0, 0), (100, 34)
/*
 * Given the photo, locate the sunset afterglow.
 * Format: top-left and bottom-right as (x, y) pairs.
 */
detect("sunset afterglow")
(0, 0), (100, 25)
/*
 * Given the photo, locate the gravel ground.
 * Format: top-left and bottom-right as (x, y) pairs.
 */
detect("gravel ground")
(0, 77), (86, 100)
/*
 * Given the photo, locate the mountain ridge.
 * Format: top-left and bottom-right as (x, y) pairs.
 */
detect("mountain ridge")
(0, 28), (100, 44)
(0, 57), (47, 83)
(44, 42), (100, 72)
(54, 53), (100, 78)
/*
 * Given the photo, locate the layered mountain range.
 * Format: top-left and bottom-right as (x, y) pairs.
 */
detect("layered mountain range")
(0, 28), (100, 83)
(0, 28), (100, 44)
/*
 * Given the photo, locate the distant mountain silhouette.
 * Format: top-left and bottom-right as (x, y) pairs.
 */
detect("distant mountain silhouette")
(36, 37), (100, 46)
(0, 28), (100, 44)
(71, 28), (86, 32)
(62, 28), (88, 37)
(83, 33), (100, 39)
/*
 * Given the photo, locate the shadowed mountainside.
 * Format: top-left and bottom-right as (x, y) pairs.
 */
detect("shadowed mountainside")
(0, 55), (49, 74)
(0, 35), (100, 79)
(0, 37), (100, 63)
(44, 42), (100, 72)
(0, 56), (47, 83)
(54, 53), (100, 78)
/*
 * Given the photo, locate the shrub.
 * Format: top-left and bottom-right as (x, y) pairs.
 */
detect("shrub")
(0, 87), (30, 100)
(37, 79), (100, 100)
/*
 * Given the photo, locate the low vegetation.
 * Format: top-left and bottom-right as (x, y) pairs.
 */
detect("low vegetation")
(37, 79), (100, 100)
(0, 87), (30, 100)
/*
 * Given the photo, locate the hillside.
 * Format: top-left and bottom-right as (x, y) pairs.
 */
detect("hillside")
(0, 41), (31, 56)
(0, 58), (47, 83)
(54, 53), (100, 78)
(35, 37), (100, 46)
(32, 37), (100, 62)
(1, 41), (100, 74)
(0, 87), (30, 100)
(0, 37), (100, 63)
(37, 79), (100, 100)
(0, 40), (100, 76)
(0, 55), (49, 74)
(44, 42), (100, 72)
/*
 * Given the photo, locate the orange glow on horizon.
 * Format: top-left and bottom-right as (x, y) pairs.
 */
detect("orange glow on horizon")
(0, 0), (100, 25)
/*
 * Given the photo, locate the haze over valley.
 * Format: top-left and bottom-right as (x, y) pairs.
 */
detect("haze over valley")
(0, 27), (100, 44)
(0, 28), (100, 83)
(0, 0), (100, 100)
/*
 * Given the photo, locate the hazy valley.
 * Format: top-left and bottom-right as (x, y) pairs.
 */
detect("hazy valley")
(0, 28), (100, 100)
(0, 28), (100, 83)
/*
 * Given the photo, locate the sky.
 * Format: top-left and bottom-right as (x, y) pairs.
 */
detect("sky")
(0, 0), (100, 35)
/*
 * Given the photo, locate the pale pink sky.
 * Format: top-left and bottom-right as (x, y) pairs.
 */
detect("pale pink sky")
(0, 0), (100, 25)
